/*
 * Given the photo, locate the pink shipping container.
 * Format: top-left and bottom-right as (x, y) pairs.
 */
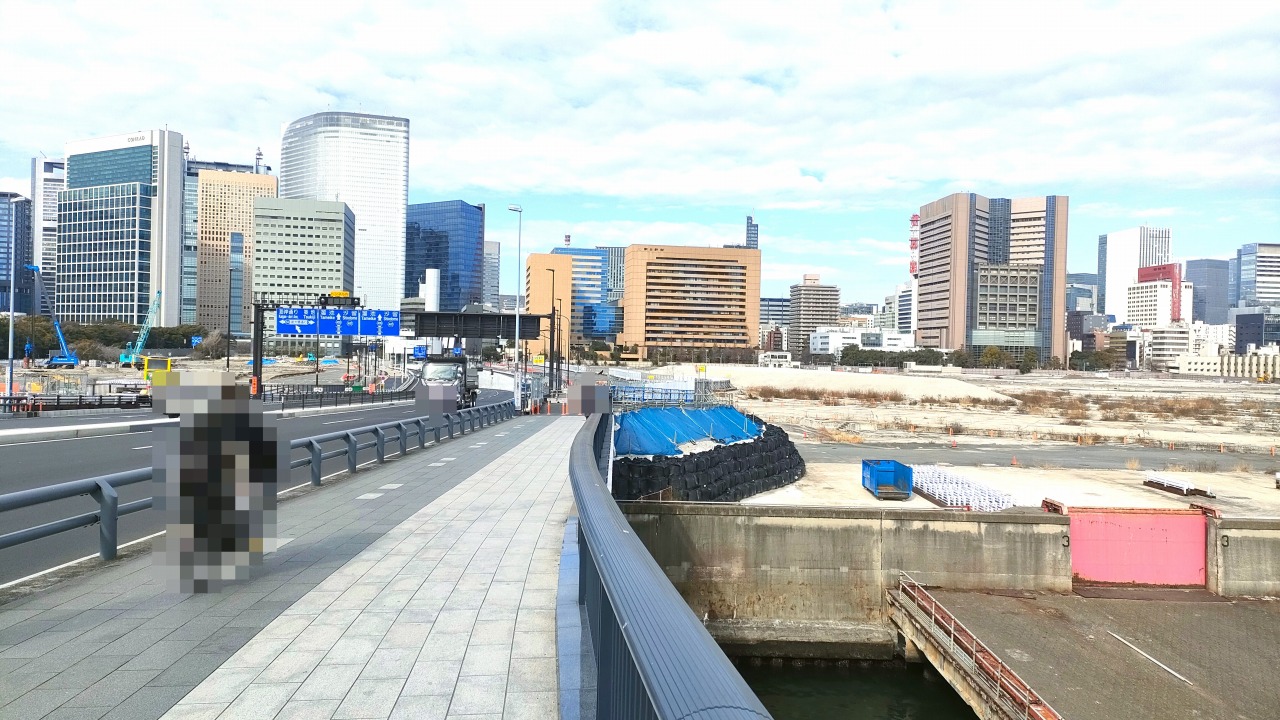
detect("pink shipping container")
(1068, 508), (1206, 586)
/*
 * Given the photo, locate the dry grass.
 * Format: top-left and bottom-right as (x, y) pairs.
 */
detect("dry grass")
(816, 427), (864, 444)
(747, 385), (907, 403)
(1164, 463), (1188, 472)
(1125, 458), (1142, 470)
(1233, 461), (1254, 473)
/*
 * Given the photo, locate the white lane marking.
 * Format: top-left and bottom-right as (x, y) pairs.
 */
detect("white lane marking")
(468, 445), (482, 448)
(379, 484), (403, 490)
(476, 442), (488, 445)
(495, 433), (508, 437)
(441, 458), (456, 461)
(0, 432), (134, 446)
(0, 530), (166, 591)
(356, 493), (383, 500)
(131, 445), (153, 450)
(428, 462), (445, 467)
(321, 419), (351, 425)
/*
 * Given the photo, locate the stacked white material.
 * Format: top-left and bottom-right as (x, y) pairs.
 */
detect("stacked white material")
(911, 465), (1014, 512)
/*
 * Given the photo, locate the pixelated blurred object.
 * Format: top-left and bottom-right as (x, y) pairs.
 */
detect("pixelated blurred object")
(151, 370), (283, 593)
(416, 382), (459, 418)
(569, 384), (612, 416)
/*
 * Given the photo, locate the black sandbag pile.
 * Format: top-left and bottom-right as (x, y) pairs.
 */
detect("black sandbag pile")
(612, 421), (805, 502)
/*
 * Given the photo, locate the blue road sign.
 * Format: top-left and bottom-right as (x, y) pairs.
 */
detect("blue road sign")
(275, 307), (317, 335)
(317, 308), (340, 335)
(413, 345), (427, 359)
(359, 309), (400, 337)
(452, 347), (462, 356)
(338, 308), (361, 335)
(190, 335), (203, 347)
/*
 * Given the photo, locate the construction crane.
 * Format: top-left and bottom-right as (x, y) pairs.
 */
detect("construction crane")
(120, 291), (162, 368)
(24, 265), (79, 369)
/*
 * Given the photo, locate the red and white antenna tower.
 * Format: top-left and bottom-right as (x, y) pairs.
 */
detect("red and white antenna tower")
(909, 214), (920, 278)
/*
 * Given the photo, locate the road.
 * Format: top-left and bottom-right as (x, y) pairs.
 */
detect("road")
(0, 388), (510, 585)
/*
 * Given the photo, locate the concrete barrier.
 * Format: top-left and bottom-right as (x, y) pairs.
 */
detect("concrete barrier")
(1207, 516), (1280, 597)
(619, 502), (1071, 658)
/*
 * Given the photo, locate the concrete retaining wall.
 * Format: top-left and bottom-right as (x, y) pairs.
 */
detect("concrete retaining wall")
(1207, 517), (1280, 597)
(619, 502), (1071, 657)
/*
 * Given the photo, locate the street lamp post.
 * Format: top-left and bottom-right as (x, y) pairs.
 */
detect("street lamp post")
(554, 297), (564, 394)
(545, 267), (555, 397)
(507, 204), (523, 410)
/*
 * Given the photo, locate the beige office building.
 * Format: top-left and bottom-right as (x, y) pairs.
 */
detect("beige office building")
(917, 193), (1068, 362)
(195, 170), (277, 333)
(788, 274), (840, 359)
(524, 253), (572, 360)
(619, 245), (760, 360)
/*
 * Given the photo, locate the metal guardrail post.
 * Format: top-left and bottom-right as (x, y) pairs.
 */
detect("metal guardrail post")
(396, 422), (408, 456)
(89, 479), (119, 560)
(414, 419), (426, 449)
(375, 427), (386, 463)
(444, 415), (455, 439)
(309, 440), (323, 486)
(346, 432), (358, 475)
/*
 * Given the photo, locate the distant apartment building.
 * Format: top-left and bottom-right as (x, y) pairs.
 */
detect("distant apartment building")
(1235, 243), (1280, 307)
(917, 193), (1067, 361)
(618, 245), (760, 359)
(1185, 258), (1230, 324)
(1096, 226), (1171, 322)
(1126, 264), (1192, 328)
(1147, 325), (1192, 370)
(404, 200), (485, 312)
(746, 215), (759, 250)
(483, 240), (500, 307)
(809, 326), (914, 357)
(252, 198), (355, 352)
(29, 157), (64, 314)
(1191, 321), (1234, 356)
(598, 246), (626, 302)
(194, 170), (277, 335)
(760, 297), (790, 326)
(788, 274), (839, 360)
(1233, 307), (1280, 354)
(0, 193), (34, 315)
(59, 130), (184, 325)
(1067, 311), (1108, 340)
(970, 263), (1044, 361)
(279, 112), (408, 311)
(551, 247), (620, 343)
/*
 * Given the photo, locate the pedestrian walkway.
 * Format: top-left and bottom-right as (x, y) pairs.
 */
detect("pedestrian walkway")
(0, 414), (582, 720)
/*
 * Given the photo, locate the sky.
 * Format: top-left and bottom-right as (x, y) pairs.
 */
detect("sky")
(1, 0), (1277, 303)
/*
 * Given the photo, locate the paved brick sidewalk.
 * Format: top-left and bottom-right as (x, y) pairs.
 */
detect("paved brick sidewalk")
(161, 415), (582, 719)
(0, 414), (566, 720)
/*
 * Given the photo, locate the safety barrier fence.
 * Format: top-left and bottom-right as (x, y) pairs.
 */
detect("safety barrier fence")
(569, 413), (772, 719)
(891, 572), (1062, 720)
(1, 394), (152, 414)
(0, 399), (517, 564)
(262, 389), (416, 410)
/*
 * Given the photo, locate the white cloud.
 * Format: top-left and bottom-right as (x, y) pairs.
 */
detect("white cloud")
(0, 0), (1276, 205)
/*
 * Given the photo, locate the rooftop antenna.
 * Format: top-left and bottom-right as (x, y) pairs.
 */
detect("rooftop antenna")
(183, 141), (191, 160)
(254, 147), (264, 174)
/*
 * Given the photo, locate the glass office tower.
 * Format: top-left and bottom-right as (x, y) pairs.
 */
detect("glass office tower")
(551, 247), (619, 342)
(279, 112), (408, 312)
(405, 200), (485, 312)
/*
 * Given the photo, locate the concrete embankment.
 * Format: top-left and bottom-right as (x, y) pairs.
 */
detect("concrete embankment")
(619, 502), (1071, 658)
(1208, 516), (1280, 597)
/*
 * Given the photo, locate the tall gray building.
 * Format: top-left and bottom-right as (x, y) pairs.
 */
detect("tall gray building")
(788, 275), (839, 359)
(483, 241), (500, 307)
(598, 245), (625, 302)
(29, 157), (64, 314)
(760, 297), (790, 326)
(1, 193), (34, 315)
(1185, 258), (1230, 325)
(746, 215), (759, 250)
(59, 130), (185, 325)
(1235, 243), (1280, 308)
(279, 112), (408, 311)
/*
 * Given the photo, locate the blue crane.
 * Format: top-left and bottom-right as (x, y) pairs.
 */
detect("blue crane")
(120, 291), (162, 368)
(24, 265), (79, 369)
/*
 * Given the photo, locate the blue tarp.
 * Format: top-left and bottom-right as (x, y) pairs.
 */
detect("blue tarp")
(614, 406), (761, 456)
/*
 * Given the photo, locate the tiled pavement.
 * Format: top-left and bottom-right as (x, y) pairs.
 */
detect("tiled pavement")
(0, 414), (581, 720)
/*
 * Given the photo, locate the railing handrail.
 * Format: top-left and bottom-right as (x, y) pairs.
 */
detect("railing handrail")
(569, 413), (772, 719)
(0, 398), (516, 563)
(893, 572), (1063, 720)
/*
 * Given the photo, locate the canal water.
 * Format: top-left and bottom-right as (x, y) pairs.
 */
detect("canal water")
(739, 661), (978, 719)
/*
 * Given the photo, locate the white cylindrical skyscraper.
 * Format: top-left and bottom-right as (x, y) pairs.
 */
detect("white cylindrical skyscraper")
(278, 112), (409, 311)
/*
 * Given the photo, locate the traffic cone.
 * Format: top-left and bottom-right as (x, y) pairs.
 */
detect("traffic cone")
(951, 438), (957, 449)
(1011, 455), (1018, 466)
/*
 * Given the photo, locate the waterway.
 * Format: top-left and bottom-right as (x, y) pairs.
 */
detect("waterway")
(739, 662), (978, 720)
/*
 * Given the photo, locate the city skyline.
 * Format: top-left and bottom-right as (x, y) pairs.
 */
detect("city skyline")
(0, 2), (1276, 302)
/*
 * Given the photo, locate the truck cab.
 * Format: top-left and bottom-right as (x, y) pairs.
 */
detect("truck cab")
(421, 356), (479, 407)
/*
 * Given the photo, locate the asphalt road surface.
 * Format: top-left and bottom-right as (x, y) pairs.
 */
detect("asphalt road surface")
(0, 388), (511, 585)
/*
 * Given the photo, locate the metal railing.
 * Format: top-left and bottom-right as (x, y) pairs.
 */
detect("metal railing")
(0, 399), (517, 564)
(2, 394), (153, 414)
(263, 389), (416, 411)
(891, 572), (1062, 720)
(569, 413), (772, 719)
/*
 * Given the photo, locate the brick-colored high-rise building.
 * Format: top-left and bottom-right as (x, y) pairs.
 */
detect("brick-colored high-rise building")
(195, 170), (277, 334)
(618, 245), (760, 360)
(917, 192), (1068, 362)
(524, 253), (573, 361)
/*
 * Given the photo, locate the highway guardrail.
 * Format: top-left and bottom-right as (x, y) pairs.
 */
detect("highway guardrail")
(0, 399), (517, 564)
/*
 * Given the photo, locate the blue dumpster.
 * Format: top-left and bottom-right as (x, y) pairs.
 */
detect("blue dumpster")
(862, 460), (912, 500)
